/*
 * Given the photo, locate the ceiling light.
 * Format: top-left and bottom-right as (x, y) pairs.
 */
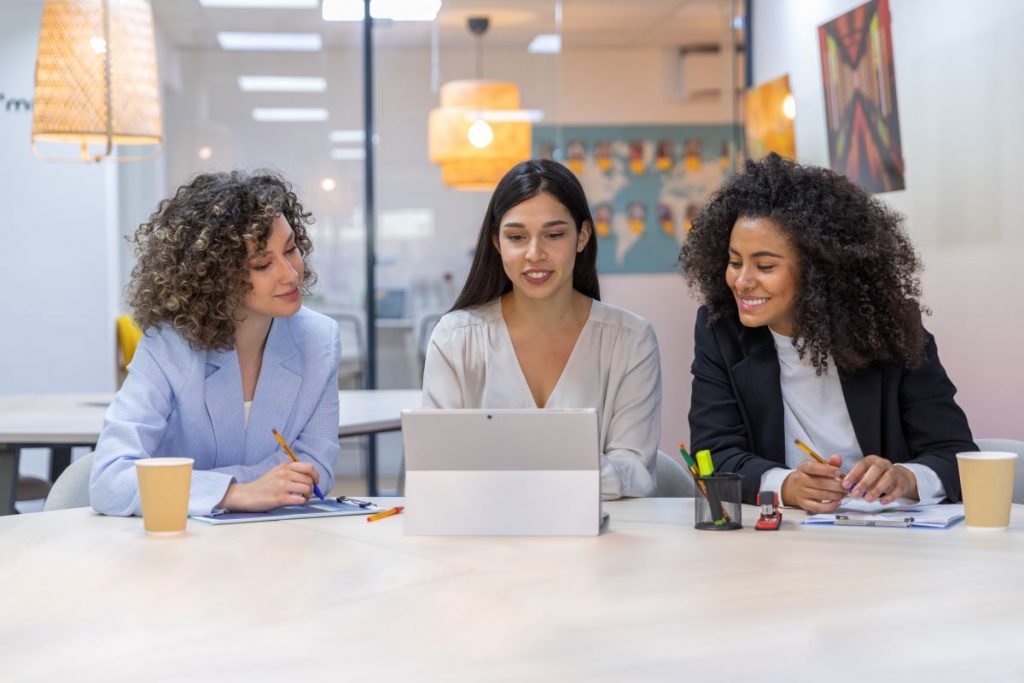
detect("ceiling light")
(330, 148), (366, 160)
(320, 178), (337, 191)
(217, 32), (322, 51)
(198, 146), (213, 160)
(200, 0), (318, 7)
(783, 94), (796, 120)
(329, 129), (365, 143)
(252, 108), (329, 122)
(471, 109), (544, 123)
(467, 119), (493, 149)
(527, 34), (561, 54)
(238, 76), (326, 92)
(322, 0), (442, 22)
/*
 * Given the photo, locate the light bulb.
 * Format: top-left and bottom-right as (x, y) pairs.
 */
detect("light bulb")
(782, 94), (796, 120)
(197, 146), (213, 160)
(90, 36), (107, 55)
(467, 119), (494, 149)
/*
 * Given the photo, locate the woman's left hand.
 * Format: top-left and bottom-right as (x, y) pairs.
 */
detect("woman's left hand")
(843, 455), (919, 504)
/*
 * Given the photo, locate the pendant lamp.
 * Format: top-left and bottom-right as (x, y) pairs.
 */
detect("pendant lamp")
(31, 0), (163, 162)
(428, 16), (531, 190)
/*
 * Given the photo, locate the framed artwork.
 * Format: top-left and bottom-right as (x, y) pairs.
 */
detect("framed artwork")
(819, 0), (905, 192)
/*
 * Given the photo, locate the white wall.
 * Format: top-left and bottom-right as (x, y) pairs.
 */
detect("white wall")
(753, 0), (1024, 439)
(0, 0), (119, 395)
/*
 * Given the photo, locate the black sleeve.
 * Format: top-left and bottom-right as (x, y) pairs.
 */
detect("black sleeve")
(688, 308), (781, 504)
(898, 331), (976, 502)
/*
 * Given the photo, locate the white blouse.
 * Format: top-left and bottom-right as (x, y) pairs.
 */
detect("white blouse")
(421, 298), (661, 500)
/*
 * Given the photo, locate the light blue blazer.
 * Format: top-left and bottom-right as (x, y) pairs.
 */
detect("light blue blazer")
(90, 306), (341, 516)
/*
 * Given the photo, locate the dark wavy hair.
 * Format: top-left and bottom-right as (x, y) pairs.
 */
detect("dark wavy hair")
(452, 159), (600, 310)
(679, 153), (925, 375)
(126, 170), (316, 351)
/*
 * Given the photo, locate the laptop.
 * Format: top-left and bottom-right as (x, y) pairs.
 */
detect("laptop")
(401, 409), (603, 536)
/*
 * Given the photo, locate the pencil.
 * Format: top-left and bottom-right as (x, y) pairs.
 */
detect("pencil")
(272, 428), (325, 500)
(367, 506), (404, 522)
(793, 438), (846, 483)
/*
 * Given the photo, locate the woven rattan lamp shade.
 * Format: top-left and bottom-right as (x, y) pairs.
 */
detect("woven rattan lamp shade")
(428, 80), (531, 191)
(32, 0), (162, 161)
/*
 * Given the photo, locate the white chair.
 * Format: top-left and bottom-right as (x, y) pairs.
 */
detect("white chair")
(974, 438), (1024, 504)
(655, 450), (695, 497)
(326, 311), (366, 389)
(43, 451), (94, 511)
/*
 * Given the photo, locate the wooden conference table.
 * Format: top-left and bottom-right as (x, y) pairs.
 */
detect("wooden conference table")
(1, 498), (1021, 681)
(0, 390), (421, 512)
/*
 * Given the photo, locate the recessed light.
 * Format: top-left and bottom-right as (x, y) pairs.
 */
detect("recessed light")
(217, 32), (322, 52)
(330, 148), (366, 160)
(239, 76), (327, 92)
(528, 34), (561, 54)
(200, 0), (318, 8)
(252, 108), (329, 122)
(322, 0), (442, 22)
(329, 130), (365, 143)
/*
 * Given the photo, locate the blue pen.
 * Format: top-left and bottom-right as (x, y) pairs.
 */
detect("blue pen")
(272, 429), (325, 500)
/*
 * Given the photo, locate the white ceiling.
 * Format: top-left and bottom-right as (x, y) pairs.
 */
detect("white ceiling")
(152, 0), (744, 51)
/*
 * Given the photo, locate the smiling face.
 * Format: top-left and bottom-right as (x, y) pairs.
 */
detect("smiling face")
(725, 216), (801, 336)
(239, 214), (304, 323)
(493, 191), (591, 302)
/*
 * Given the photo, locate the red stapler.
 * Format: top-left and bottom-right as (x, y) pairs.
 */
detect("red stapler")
(755, 490), (782, 530)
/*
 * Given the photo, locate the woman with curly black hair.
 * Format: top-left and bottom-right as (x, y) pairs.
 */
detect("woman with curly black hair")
(680, 153), (975, 511)
(90, 170), (341, 517)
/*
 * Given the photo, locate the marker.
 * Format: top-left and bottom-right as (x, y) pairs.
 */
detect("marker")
(684, 445), (729, 525)
(366, 505), (404, 522)
(272, 428), (325, 500)
(695, 449), (715, 477)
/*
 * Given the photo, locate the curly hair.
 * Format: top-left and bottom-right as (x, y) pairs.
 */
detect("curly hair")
(126, 170), (316, 351)
(679, 153), (925, 376)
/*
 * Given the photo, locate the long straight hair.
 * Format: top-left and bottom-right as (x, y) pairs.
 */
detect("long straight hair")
(451, 159), (600, 311)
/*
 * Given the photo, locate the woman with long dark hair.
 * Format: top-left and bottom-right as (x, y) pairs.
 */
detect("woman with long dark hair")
(422, 159), (661, 499)
(680, 153), (975, 511)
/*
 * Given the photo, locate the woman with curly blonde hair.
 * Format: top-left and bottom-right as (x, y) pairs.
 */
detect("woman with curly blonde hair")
(90, 170), (341, 516)
(680, 153), (975, 512)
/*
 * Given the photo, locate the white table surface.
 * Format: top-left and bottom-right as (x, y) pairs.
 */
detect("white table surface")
(0, 390), (422, 444)
(1, 498), (1022, 681)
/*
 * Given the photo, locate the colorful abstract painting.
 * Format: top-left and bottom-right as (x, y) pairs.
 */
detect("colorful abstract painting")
(818, 0), (905, 192)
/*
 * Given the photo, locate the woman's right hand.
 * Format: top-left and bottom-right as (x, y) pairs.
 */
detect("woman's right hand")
(780, 454), (847, 513)
(219, 462), (320, 512)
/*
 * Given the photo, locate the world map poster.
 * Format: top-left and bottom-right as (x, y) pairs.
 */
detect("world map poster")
(534, 124), (742, 274)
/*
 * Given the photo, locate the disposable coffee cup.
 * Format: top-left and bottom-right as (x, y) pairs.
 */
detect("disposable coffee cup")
(957, 451), (1018, 530)
(135, 458), (194, 535)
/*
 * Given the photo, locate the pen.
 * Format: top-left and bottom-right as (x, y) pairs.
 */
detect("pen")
(680, 443), (731, 525)
(272, 428), (325, 500)
(366, 505), (404, 522)
(793, 438), (846, 484)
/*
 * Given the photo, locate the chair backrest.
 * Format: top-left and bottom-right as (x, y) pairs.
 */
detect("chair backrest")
(655, 450), (695, 497)
(416, 312), (444, 380)
(326, 311), (366, 389)
(115, 315), (143, 388)
(974, 438), (1024, 504)
(44, 451), (94, 511)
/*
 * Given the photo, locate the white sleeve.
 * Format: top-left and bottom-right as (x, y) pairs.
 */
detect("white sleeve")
(759, 467), (795, 506)
(601, 324), (660, 500)
(896, 463), (946, 504)
(421, 321), (464, 409)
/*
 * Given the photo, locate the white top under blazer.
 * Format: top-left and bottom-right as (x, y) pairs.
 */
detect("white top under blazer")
(421, 298), (662, 500)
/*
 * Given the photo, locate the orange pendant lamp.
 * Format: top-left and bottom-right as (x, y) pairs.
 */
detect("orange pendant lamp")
(428, 16), (531, 190)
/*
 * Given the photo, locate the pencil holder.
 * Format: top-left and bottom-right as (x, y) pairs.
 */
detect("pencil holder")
(694, 474), (743, 531)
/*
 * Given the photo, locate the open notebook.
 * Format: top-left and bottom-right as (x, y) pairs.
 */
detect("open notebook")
(193, 498), (383, 525)
(804, 504), (965, 529)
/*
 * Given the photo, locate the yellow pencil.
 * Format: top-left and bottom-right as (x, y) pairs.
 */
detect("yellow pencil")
(794, 438), (846, 482)
(272, 428), (325, 500)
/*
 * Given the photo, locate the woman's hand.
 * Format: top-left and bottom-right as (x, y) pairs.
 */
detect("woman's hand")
(781, 454), (847, 513)
(843, 455), (918, 505)
(219, 462), (320, 512)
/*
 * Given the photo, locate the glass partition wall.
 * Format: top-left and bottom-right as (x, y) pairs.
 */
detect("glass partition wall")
(145, 0), (746, 495)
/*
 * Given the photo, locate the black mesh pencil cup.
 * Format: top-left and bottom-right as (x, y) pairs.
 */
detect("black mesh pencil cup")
(694, 473), (743, 530)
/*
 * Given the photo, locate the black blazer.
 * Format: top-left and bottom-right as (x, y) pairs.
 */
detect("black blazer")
(688, 306), (976, 504)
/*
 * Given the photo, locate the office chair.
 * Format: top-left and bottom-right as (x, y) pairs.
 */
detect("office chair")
(975, 438), (1024, 504)
(327, 311), (366, 389)
(43, 451), (94, 510)
(655, 450), (695, 497)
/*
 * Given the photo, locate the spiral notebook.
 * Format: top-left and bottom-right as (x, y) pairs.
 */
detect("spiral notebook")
(803, 504), (965, 529)
(193, 498), (383, 525)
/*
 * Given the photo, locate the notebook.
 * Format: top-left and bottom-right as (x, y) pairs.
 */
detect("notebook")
(803, 504), (965, 529)
(193, 498), (382, 525)
(401, 408), (603, 536)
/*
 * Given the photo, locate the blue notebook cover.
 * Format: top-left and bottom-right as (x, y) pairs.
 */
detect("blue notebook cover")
(193, 499), (382, 525)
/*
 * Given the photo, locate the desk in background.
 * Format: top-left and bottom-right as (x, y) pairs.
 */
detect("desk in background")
(0, 390), (421, 514)
(1, 498), (1022, 680)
